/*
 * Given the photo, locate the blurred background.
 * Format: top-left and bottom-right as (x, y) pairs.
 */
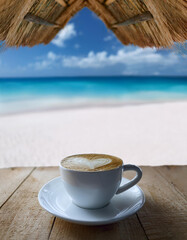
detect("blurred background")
(0, 9), (187, 168)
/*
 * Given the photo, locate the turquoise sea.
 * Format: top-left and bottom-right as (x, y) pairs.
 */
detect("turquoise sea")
(0, 76), (187, 114)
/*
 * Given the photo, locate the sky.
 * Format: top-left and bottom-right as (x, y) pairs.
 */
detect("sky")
(0, 8), (186, 78)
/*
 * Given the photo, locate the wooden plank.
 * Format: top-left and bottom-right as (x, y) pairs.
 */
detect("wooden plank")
(156, 166), (187, 199)
(24, 13), (59, 27)
(0, 167), (59, 240)
(49, 215), (147, 240)
(1, 166), (186, 239)
(0, 167), (34, 207)
(113, 11), (153, 27)
(137, 166), (187, 240)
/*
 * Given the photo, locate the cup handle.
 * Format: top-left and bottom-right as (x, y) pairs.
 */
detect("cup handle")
(116, 164), (142, 194)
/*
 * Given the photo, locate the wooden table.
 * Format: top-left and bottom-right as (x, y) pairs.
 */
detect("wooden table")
(0, 166), (186, 240)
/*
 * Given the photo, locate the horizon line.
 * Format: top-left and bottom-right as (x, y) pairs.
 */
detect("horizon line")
(0, 75), (187, 79)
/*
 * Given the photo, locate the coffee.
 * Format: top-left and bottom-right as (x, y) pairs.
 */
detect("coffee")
(61, 154), (123, 172)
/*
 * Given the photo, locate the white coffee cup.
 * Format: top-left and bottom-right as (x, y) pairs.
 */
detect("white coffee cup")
(59, 154), (142, 209)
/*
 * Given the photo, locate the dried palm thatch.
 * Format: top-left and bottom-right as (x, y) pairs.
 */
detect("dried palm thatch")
(0, 0), (186, 48)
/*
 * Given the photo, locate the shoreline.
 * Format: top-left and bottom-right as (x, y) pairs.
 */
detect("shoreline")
(1, 99), (187, 117)
(0, 101), (187, 168)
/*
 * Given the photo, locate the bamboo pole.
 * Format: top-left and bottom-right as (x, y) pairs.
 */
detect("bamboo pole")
(113, 11), (153, 27)
(88, 0), (117, 24)
(24, 13), (59, 27)
(105, 0), (116, 5)
(55, 0), (66, 7)
(56, 0), (84, 25)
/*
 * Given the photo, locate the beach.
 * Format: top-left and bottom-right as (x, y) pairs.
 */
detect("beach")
(0, 101), (187, 168)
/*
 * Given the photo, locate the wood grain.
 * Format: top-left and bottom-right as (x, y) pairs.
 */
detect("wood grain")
(0, 166), (186, 240)
(156, 166), (187, 199)
(0, 167), (34, 207)
(137, 167), (187, 240)
(49, 215), (148, 240)
(0, 167), (59, 240)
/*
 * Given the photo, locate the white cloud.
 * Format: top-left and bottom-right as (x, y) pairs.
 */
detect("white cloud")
(47, 51), (58, 61)
(28, 46), (183, 76)
(30, 51), (60, 70)
(63, 51), (107, 68)
(104, 35), (113, 41)
(52, 23), (76, 47)
(62, 47), (179, 69)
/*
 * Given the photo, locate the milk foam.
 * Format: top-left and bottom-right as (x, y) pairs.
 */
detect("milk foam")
(67, 157), (112, 170)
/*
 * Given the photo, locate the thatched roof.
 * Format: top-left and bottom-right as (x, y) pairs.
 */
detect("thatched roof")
(0, 0), (186, 48)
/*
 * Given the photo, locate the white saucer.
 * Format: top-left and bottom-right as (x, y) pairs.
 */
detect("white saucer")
(38, 177), (145, 225)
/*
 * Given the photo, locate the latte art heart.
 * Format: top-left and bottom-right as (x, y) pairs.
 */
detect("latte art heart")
(61, 154), (123, 172)
(67, 157), (112, 170)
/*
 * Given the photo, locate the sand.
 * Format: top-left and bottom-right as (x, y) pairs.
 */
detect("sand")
(0, 101), (187, 168)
